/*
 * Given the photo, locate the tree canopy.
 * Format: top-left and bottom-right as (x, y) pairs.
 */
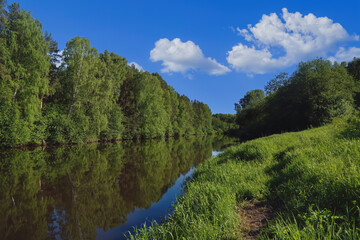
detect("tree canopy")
(0, 3), (213, 147)
(234, 58), (357, 139)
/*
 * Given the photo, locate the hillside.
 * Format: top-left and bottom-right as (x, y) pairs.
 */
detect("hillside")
(130, 115), (360, 239)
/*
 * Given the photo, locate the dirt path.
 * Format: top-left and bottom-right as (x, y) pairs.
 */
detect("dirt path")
(239, 201), (273, 240)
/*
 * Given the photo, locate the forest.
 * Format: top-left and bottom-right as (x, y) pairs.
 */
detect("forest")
(0, 2), (213, 147)
(233, 57), (360, 139)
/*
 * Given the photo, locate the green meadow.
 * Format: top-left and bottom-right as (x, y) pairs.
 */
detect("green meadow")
(129, 115), (360, 239)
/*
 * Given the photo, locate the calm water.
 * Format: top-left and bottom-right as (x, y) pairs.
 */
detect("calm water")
(0, 135), (236, 240)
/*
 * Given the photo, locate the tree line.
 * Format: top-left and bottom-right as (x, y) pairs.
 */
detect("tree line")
(211, 113), (237, 135)
(234, 58), (360, 139)
(0, 2), (213, 147)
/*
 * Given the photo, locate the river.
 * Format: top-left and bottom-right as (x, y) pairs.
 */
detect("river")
(0, 135), (237, 240)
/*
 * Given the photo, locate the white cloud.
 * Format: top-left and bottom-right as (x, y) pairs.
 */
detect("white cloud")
(150, 38), (230, 75)
(227, 8), (358, 74)
(328, 47), (360, 63)
(128, 61), (143, 71)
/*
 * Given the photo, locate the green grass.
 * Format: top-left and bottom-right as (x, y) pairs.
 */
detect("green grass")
(128, 116), (360, 239)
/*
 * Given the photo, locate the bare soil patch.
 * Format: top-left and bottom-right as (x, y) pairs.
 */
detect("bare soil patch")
(239, 201), (274, 240)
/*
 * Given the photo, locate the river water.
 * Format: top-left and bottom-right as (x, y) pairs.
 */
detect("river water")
(0, 135), (237, 240)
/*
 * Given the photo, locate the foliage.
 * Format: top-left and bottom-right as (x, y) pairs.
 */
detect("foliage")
(212, 113), (237, 134)
(0, 3), (50, 145)
(192, 100), (213, 134)
(347, 57), (360, 107)
(264, 72), (289, 96)
(235, 58), (356, 139)
(0, 3), (213, 146)
(235, 89), (265, 113)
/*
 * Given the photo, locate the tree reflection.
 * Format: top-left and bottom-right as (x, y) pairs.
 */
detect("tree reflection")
(0, 136), (231, 240)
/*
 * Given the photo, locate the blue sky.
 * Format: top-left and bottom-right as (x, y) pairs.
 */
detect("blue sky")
(12, 0), (360, 113)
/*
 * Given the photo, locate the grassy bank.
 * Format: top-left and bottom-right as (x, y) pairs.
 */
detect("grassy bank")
(128, 115), (360, 239)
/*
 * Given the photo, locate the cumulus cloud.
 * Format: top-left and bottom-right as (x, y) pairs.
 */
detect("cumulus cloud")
(128, 61), (143, 71)
(328, 47), (360, 63)
(227, 8), (358, 74)
(150, 38), (230, 75)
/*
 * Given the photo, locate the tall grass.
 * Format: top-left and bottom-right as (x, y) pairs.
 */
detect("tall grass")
(128, 116), (360, 239)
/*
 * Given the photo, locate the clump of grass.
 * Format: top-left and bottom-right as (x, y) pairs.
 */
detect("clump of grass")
(128, 173), (239, 239)
(260, 206), (360, 240)
(129, 115), (360, 239)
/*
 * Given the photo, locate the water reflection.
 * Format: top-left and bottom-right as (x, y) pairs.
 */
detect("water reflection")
(0, 135), (237, 240)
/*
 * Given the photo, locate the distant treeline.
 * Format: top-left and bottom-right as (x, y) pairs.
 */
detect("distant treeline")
(234, 58), (360, 139)
(0, 2), (213, 147)
(212, 113), (237, 135)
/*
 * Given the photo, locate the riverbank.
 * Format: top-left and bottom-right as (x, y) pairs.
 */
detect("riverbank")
(0, 132), (222, 151)
(129, 115), (360, 239)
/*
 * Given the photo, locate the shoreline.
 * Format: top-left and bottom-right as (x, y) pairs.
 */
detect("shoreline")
(128, 117), (360, 239)
(0, 132), (218, 151)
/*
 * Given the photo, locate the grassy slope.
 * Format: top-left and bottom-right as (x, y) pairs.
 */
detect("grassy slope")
(129, 116), (360, 239)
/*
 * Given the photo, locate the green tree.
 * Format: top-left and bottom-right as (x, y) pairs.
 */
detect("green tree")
(177, 95), (194, 135)
(0, 3), (50, 146)
(264, 72), (289, 95)
(0, 2), (215, 145)
(235, 59), (355, 139)
(235, 89), (265, 113)
(119, 67), (141, 138)
(287, 59), (354, 126)
(347, 58), (360, 107)
(192, 100), (213, 134)
(212, 114), (237, 134)
(43, 31), (61, 103)
(98, 51), (127, 140)
(60, 37), (127, 142)
(152, 73), (181, 136)
(347, 58), (360, 82)
(136, 73), (167, 138)
(62, 37), (99, 116)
